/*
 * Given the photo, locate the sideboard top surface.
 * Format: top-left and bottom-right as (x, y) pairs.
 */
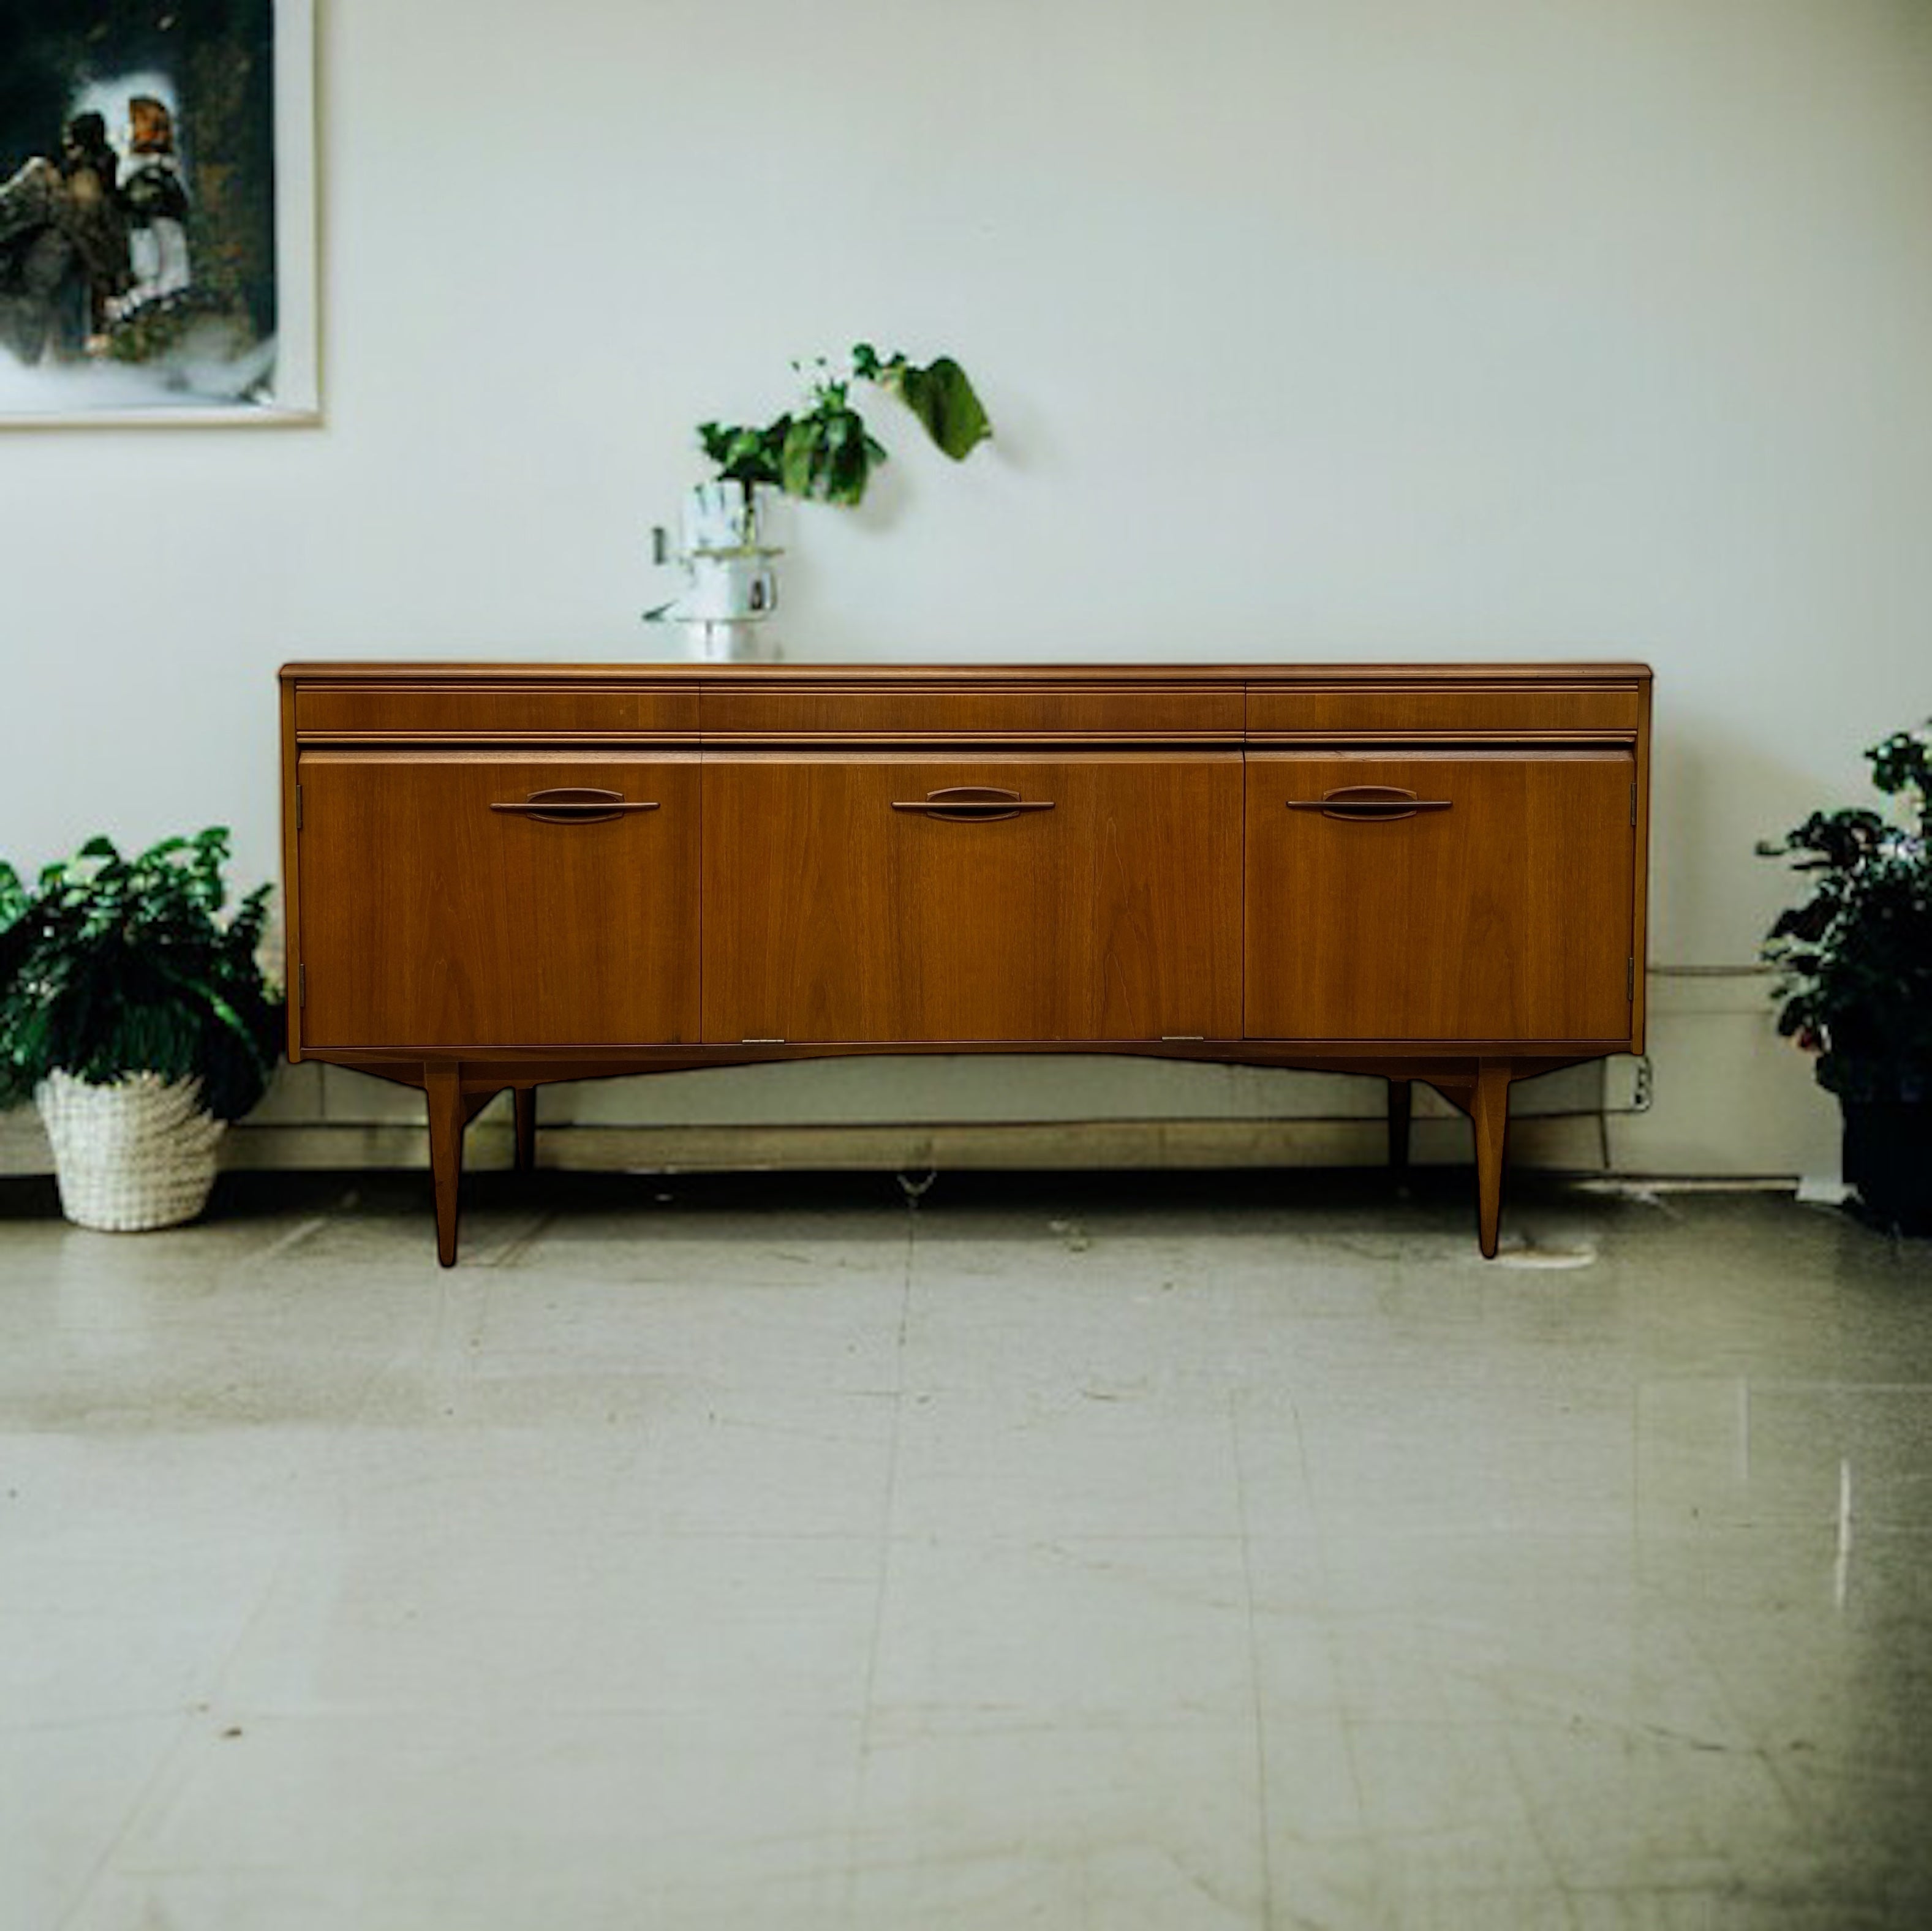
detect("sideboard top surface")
(282, 660), (1651, 684)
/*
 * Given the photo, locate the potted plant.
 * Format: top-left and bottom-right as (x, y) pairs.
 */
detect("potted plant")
(1759, 720), (1932, 1233)
(651, 344), (993, 653)
(0, 828), (284, 1230)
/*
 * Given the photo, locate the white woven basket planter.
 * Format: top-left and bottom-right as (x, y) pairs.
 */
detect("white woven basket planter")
(34, 1071), (225, 1232)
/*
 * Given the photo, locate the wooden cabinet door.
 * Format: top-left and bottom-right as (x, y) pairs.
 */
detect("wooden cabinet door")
(1245, 750), (1636, 1041)
(298, 751), (699, 1047)
(702, 753), (1242, 1043)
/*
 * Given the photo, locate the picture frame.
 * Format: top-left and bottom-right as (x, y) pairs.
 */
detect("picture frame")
(0, 0), (317, 428)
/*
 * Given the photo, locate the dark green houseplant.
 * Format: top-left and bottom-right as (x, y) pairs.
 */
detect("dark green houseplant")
(697, 342), (992, 510)
(1759, 721), (1932, 1232)
(0, 828), (284, 1229)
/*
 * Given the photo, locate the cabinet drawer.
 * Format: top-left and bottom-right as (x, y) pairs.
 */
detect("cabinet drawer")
(701, 753), (1242, 1042)
(701, 682), (1243, 742)
(295, 683), (700, 739)
(1245, 750), (1636, 1042)
(1247, 684), (1641, 737)
(297, 750), (699, 1047)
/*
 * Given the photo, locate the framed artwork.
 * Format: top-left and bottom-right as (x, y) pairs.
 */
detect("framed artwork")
(0, 0), (317, 426)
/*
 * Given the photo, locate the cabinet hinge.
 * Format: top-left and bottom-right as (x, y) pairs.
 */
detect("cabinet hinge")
(298, 963), (306, 1008)
(296, 783), (303, 831)
(1629, 782), (1636, 827)
(1627, 957), (1634, 1002)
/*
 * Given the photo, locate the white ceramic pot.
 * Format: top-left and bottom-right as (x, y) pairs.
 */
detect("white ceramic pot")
(34, 1071), (224, 1232)
(682, 620), (782, 664)
(668, 552), (780, 622)
(681, 480), (783, 555)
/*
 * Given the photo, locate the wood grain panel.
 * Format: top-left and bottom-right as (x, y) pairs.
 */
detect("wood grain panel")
(1244, 751), (1636, 1041)
(279, 676), (303, 1061)
(702, 753), (1242, 1042)
(1246, 685), (1640, 736)
(298, 751), (699, 1047)
(701, 683), (1242, 741)
(1631, 674), (1653, 1052)
(295, 684), (700, 739)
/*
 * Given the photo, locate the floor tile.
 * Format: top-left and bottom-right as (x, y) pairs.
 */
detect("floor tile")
(108, 1706), (864, 1896)
(0, 1715), (185, 1926)
(889, 1383), (1244, 1539)
(869, 1534), (1254, 1718)
(217, 1528), (882, 1716)
(851, 1712), (1266, 1929)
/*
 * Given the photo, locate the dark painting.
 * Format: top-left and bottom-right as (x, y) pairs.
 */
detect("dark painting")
(0, 0), (305, 416)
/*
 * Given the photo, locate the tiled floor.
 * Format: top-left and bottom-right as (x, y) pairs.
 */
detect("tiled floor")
(2, 1167), (1929, 1929)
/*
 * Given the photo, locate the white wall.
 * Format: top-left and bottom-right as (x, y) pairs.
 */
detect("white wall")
(5, 0), (1928, 1173)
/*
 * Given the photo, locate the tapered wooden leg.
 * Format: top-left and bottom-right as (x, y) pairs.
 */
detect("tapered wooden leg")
(424, 1063), (465, 1268)
(1471, 1058), (1512, 1259)
(1387, 1078), (1413, 1175)
(513, 1086), (537, 1172)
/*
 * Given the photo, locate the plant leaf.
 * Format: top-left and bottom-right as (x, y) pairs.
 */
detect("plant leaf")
(893, 356), (992, 461)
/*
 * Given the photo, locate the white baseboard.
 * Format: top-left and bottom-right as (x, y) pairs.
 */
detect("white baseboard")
(0, 974), (1841, 1181)
(0, 1104), (1607, 1178)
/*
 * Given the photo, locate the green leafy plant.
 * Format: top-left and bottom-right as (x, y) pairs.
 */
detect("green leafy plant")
(0, 828), (284, 1121)
(1758, 722), (1932, 1102)
(696, 343), (992, 509)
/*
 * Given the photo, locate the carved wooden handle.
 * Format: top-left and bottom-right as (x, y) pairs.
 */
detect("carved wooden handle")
(891, 786), (1056, 822)
(1286, 785), (1452, 822)
(490, 786), (661, 824)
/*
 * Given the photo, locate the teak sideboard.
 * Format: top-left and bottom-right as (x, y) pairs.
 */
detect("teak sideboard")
(277, 661), (1653, 1264)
